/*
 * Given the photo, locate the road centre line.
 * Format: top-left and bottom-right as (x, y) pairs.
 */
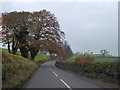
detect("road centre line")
(60, 79), (72, 90)
(48, 67), (72, 90)
(52, 71), (58, 76)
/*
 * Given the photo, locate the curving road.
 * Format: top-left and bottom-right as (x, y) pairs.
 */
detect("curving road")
(23, 61), (106, 89)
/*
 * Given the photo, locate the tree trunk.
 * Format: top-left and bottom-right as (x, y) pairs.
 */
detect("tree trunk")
(12, 48), (18, 54)
(30, 47), (39, 60)
(7, 42), (11, 53)
(20, 46), (29, 58)
(12, 40), (18, 54)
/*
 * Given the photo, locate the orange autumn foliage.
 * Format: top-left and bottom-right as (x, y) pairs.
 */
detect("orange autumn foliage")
(75, 54), (94, 65)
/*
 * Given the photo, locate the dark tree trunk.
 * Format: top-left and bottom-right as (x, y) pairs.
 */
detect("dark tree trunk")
(30, 47), (39, 60)
(7, 42), (11, 53)
(20, 46), (29, 58)
(12, 48), (17, 54)
(12, 40), (18, 54)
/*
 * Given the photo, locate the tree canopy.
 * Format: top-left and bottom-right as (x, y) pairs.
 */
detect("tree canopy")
(2, 10), (71, 60)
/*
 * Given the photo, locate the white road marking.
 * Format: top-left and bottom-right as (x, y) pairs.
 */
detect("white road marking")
(48, 67), (72, 90)
(53, 71), (58, 76)
(60, 79), (72, 90)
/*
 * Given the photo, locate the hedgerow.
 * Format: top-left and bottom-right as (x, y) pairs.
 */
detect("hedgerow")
(55, 59), (119, 83)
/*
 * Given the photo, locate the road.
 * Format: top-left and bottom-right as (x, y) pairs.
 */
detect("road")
(23, 61), (105, 89)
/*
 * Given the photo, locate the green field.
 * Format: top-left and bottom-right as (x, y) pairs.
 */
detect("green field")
(66, 54), (119, 63)
(35, 54), (50, 62)
(94, 57), (118, 63)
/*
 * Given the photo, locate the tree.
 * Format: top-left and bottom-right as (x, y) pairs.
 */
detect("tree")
(2, 11), (31, 57)
(100, 49), (109, 57)
(28, 10), (66, 60)
(63, 40), (73, 57)
(2, 10), (67, 60)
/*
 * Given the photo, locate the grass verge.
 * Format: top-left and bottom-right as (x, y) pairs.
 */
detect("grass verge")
(2, 49), (38, 88)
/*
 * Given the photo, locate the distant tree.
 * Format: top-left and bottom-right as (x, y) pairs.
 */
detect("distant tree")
(90, 52), (93, 55)
(63, 40), (73, 57)
(100, 49), (109, 57)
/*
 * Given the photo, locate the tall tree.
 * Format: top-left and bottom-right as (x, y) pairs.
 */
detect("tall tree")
(2, 11), (31, 57)
(2, 10), (67, 60)
(29, 10), (66, 60)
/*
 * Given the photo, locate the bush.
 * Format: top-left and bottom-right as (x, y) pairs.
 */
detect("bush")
(75, 54), (94, 65)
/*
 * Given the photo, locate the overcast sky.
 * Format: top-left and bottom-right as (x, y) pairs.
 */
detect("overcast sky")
(1, 1), (118, 56)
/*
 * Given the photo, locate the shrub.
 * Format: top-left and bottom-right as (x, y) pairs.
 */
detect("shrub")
(75, 54), (94, 65)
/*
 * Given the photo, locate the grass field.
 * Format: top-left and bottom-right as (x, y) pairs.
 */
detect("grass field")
(35, 54), (50, 62)
(94, 57), (118, 63)
(66, 54), (119, 63)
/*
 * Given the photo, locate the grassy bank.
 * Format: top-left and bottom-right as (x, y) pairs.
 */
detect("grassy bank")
(2, 49), (38, 88)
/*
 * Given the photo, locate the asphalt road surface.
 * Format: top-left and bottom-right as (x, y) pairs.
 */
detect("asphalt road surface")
(23, 61), (106, 89)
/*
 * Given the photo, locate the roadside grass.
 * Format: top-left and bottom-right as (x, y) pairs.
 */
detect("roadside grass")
(2, 49), (38, 88)
(2, 48), (50, 88)
(35, 54), (50, 63)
